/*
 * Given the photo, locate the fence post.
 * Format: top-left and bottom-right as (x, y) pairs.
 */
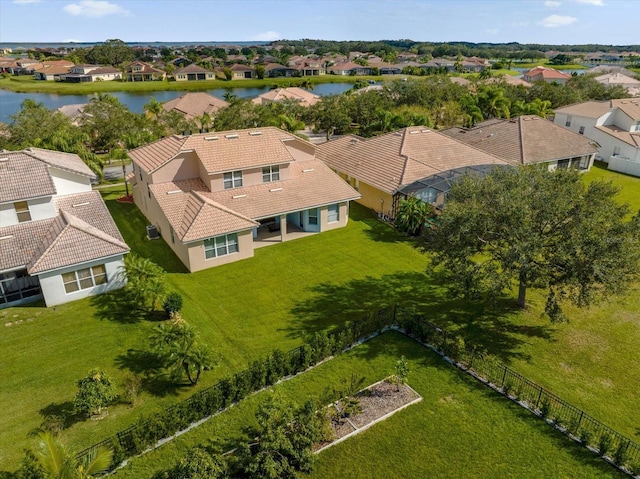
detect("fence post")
(535, 388), (543, 409)
(500, 365), (508, 388)
(578, 410), (584, 427)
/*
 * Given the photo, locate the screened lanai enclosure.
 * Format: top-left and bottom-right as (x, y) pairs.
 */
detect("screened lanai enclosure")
(394, 164), (511, 214)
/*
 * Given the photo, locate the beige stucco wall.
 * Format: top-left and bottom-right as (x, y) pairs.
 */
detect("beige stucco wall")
(152, 152), (199, 183)
(353, 180), (394, 216)
(320, 202), (349, 232)
(209, 163), (291, 192)
(186, 229), (255, 272)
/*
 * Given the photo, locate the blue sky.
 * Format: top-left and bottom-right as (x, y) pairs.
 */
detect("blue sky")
(0, 0), (637, 45)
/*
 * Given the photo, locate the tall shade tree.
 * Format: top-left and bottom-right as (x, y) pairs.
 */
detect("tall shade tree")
(36, 431), (112, 479)
(79, 94), (139, 152)
(423, 166), (640, 321)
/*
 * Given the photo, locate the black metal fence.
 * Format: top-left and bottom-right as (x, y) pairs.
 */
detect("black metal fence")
(76, 305), (640, 476)
(395, 306), (640, 476)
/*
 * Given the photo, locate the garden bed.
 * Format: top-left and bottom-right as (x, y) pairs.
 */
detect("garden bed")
(316, 379), (422, 453)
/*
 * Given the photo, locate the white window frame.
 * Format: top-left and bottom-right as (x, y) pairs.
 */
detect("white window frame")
(327, 204), (340, 223)
(62, 264), (107, 294)
(308, 208), (318, 225)
(204, 233), (239, 259)
(223, 171), (243, 189)
(262, 165), (280, 183)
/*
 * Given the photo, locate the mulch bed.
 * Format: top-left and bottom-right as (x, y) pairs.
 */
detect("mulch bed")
(116, 195), (134, 203)
(315, 379), (422, 452)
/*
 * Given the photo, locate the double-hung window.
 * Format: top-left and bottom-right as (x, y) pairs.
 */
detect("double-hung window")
(62, 265), (107, 294)
(327, 204), (340, 223)
(14, 201), (31, 223)
(223, 171), (243, 189)
(204, 233), (239, 259)
(308, 208), (318, 225)
(262, 165), (280, 183)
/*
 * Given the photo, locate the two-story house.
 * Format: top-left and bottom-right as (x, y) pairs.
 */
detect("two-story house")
(0, 148), (129, 308)
(442, 116), (598, 171)
(553, 99), (640, 177)
(57, 64), (122, 82)
(172, 64), (215, 81)
(127, 127), (360, 272)
(124, 61), (166, 81)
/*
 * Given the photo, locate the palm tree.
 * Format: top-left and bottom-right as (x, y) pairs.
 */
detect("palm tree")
(143, 97), (163, 122)
(395, 196), (434, 236)
(222, 91), (238, 103)
(37, 431), (113, 479)
(199, 111), (213, 132)
(277, 114), (304, 133)
(477, 85), (511, 119)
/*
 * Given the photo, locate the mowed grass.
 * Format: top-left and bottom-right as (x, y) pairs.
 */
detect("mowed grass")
(114, 332), (624, 479)
(1, 166), (638, 473)
(0, 196), (427, 470)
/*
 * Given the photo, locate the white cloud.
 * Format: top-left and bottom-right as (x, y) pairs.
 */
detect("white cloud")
(63, 1), (130, 18)
(249, 31), (281, 42)
(538, 14), (577, 27)
(13, 0), (41, 4)
(544, 1), (562, 7)
(576, 0), (604, 5)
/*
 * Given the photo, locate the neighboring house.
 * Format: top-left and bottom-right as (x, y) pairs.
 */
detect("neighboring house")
(315, 127), (509, 217)
(57, 64), (121, 82)
(172, 64), (215, 81)
(327, 62), (374, 76)
(585, 65), (637, 77)
(294, 60), (325, 76)
(522, 66), (572, 84)
(124, 61), (166, 81)
(553, 99), (640, 176)
(0, 148), (129, 308)
(369, 62), (403, 75)
(252, 87), (321, 107)
(127, 127), (360, 272)
(162, 92), (228, 129)
(56, 103), (87, 125)
(230, 64), (255, 79)
(593, 72), (640, 95)
(486, 74), (532, 88)
(420, 58), (456, 73)
(264, 63), (297, 78)
(32, 60), (74, 80)
(442, 116), (598, 171)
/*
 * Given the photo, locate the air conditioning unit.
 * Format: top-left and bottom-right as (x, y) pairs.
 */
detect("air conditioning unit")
(146, 225), (159, 240)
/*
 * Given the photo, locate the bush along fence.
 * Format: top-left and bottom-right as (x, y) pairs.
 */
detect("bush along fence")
(76, 305), (640, 477)
(75, 307), (395, 471)
(394, 306), (640, 477)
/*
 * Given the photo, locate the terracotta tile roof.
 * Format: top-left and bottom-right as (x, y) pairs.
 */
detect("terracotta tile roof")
(180, 127), (307, 174)
(555, 99), (640, 120)
(128, 135), (188, 173)
(89, 66), (120, 75)
(162, 92), (228, 120)
(124, 61), (165, 74)
(0, 218), (56, 272)
(56, 103), (87, 121)
(0, 191), (128, 274)
(0, 150), (56, 203)
(595, 125), (640, 147)
(554, 100), (612, 118)
(230, 64), (254, 72)
(316, 127), (508, 194)
(486, 75), (532, 87)
(24, 147), (96, 178)
(442, 116), (597, 165)
(252, 87), (321, 106)
(174, 64), (214, 75)
(523, 66), (572, 80)
(594, 72), (640, 86)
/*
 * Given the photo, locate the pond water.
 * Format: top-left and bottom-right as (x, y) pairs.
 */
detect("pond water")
(0, 82), (355, 123)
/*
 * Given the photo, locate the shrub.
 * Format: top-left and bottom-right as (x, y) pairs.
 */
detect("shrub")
(170, 447), (227, 479)
(162, 292), (183, 318)
(74, 369), (117, 417)
(613, 440), (630, 467)
(599, 433), (613, 456)
(580, 428), (594, 447)
(40, 414), (64, 436)
(539, 399), (552, 420)
(340, 397), (362, 418)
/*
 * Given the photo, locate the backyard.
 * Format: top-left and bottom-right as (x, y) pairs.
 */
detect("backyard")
(0, 166), (639, 475)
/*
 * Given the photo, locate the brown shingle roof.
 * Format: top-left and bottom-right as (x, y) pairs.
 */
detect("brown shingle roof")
(442, 116), (597, 165)
(0, 218), (56, 272)
(24, 147), (96, 178)
(595, 125), (640, 147)
(316, 127), (509, 194)
(128, 135), (188, 173)
(252, 87), (321, 106)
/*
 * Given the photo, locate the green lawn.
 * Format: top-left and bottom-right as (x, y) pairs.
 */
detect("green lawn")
(114, 332), (625, 479)
(1, 168), (639, 474)
(511, 60), (589, 70)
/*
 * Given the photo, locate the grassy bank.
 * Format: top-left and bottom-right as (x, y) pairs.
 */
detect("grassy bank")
(0, 74), (403, 95)
(511, 60), (589, 70)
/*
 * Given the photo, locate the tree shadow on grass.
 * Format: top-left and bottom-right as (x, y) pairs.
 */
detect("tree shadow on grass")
(288, 272), (555, 363)
(34, 400), (84, 434)
(90, 290), (165, 323)
(114, 348), (185, 398)
(351, 204), (417, 245)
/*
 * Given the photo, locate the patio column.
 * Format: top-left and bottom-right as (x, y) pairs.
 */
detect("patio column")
(279, 214), (287, 242)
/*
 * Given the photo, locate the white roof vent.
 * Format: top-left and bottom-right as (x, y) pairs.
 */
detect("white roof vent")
(232, 194), (246, 199)
(0, 157), (9, 162)
(72, 202), (90, 208)
(225, 134), (239, 139)
(249, 131), (262, 136)
(0, 235), (14, 241)
(302, 168), (314, 173)
(167, 190), (182, 195)
(269, 187), (282, 192)
(204, 136), (219, 141)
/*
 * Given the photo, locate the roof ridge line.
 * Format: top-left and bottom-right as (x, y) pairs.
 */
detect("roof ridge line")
(27, 216), (66, 273)
(517, 116), (526, 165)
(62, 210), (129, 249)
